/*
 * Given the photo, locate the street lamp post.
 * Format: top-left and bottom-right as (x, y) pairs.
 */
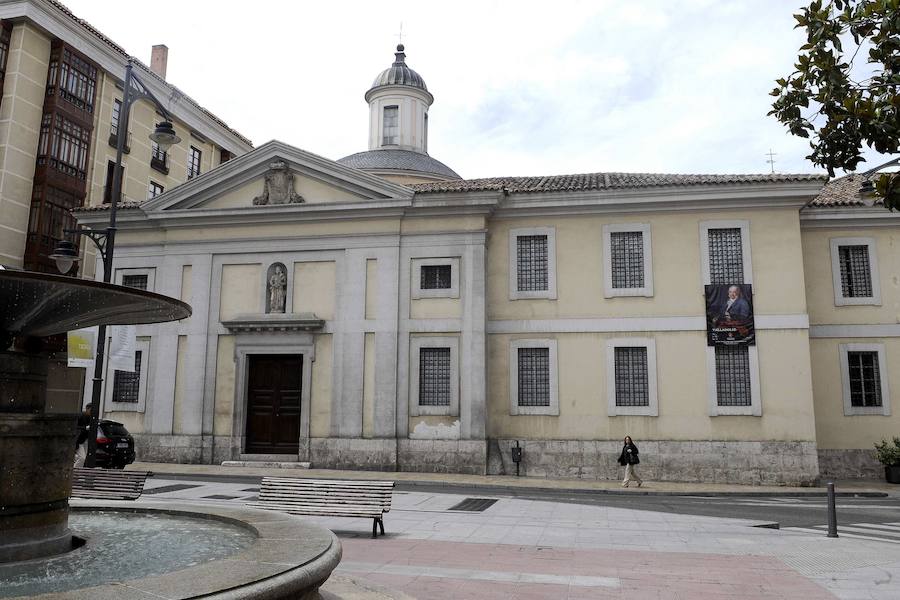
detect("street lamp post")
(50, 60), (180, 468)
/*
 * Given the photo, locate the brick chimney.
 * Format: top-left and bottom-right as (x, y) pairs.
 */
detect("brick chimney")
(150, 45), (168, 79)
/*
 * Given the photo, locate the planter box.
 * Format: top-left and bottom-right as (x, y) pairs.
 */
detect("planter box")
(885, 465), (900, 484)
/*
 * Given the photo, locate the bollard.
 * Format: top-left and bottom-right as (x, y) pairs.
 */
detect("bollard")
(826, 481), (838, 538)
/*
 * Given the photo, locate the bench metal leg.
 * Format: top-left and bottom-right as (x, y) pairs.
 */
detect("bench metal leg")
(372, 517), (385, 538)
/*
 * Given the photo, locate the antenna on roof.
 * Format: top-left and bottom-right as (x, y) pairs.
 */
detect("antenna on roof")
(766, 148), (777, 173)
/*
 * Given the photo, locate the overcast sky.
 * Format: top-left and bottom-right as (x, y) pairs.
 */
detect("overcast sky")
(63, 0), (891, 179)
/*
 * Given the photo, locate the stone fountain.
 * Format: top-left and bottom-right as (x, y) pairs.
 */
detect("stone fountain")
(0, 269), (341, 598)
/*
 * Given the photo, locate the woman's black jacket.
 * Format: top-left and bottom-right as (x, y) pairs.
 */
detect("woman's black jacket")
(618, 443), (640, 466)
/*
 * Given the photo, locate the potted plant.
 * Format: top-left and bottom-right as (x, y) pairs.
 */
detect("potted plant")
(874, 437), (900, 484)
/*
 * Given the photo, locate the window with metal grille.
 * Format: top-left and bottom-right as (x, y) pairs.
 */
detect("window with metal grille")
(838, 245), (873, 298)
(110, 99), (121, 137)
(714, 345), (752, 406)
(517, 347), (550, 406)
(421, 264), (451, 290)
(610, 231), (644, 289)
(121, 274), (148, 290)
(614, 347), (649, 406)
(148, 181), (164, 200)
(708, 228), (744, 284)
(418, 347), (451, 406)
(516, 235), (548, 292)
(383, 106), (399, 145)
(847, 351), (882, 407)
(188, 146), (202, 180)
(112, 351), (142, 403)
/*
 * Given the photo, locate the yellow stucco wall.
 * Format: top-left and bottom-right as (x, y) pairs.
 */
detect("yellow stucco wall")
(310, 334), (333, 437)
(810, 338), (899, 449)
(213, 335), (235, 436)
(401, 215), (487, 234)
(293, 261), (336, 319)
(172, 335), (187, 434)
(365, 259), (378, 319)
(180, 265), (193, 305)
(487, 330), (816, 441)
(219, 264), (261, 320)
(488, 209), (808, 319)
(802, 226), (900, 325)
(362, 333), (376, 437)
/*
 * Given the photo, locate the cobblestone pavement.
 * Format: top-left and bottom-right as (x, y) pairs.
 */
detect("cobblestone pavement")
(139, 476), (900, 599)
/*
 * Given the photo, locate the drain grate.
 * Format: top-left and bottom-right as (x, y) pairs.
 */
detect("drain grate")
(143, 484), (201, 495)
(448, 498), (498, 512)
(203, 494), (238, 500)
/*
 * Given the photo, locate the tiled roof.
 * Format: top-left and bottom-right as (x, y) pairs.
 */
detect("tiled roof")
(408, 172), (826, 194)
(338, 149), (461, 179)
(47, 0), (251, 147)
(806, 173), (879, 207)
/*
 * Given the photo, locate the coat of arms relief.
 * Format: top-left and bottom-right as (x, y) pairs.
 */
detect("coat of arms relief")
(253, 160), (305, 205)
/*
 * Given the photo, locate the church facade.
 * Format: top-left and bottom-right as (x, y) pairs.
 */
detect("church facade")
(73, 46), (899, 485)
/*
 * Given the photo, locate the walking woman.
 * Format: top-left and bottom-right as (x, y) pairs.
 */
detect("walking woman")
(618, 436), (642, 487)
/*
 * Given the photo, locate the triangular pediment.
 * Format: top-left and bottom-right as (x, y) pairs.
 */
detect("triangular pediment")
(143, 140), (414, 212)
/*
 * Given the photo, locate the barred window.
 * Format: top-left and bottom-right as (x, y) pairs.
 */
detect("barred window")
(418, 347), (451, 406)
(148, 181), (164, 200)
(838, 245), (873, 298)
(47, 47), (98, 113)
(517, 235), (548, 292)
(121, 274), (148, 290)
(708, 228), (744, 284)
(112, 351), (142, 403)
(715, 345), (752, 406)
(383, 106), (399, 145)
(421, 265), (451, 290)
(517, 347), (550, 407)
(610, 231), (644, 289)
(614, 347), (649, 407)
(37, 113), (90, 180)
(110, 99), (122, 137)
(188, 146), (202, 180)
(847, 351), (882, 407)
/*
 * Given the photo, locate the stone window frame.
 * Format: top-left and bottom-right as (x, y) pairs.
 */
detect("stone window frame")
(706, 344), (761, 416)
(411, 257), (460, 299)
(830, 237), (881, 306)
(839, 343), (891, 416)
(409, 336), (459, 417)
(603, 223), (653, 298)
(606, 337), (658, 416)
(104, 338), (150, 413)
(508, 227), (557, 300)
(699, 219), (753, 286)
(509, 338), (559, 416)
(115, 267), (155, 292)
(147, 180), (164, 200)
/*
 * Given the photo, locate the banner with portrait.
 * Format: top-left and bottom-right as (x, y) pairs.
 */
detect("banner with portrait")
(705, 284), (755, 345)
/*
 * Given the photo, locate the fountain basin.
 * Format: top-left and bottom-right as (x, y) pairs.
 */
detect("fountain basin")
(0, 501), (342, 600)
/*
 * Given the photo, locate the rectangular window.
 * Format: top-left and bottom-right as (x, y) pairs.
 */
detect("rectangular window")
(110, 99), (121, 137)
(47, 46), (98, 114)
(847, 351), (882, 408)
(103, 160), (124, 204)
(147, 181), (164, 200)
(610, 231), (645, 289)
(121, 274), (148, 290)
(36, 113), (91, 180)
(838, 245), (873, 298)
(516, 235), (548, 292)
(420, 264), (452, 290)
(188, 146), (202, 179)
(708, 228), (744, 284)
(0, 23), (11, 88)
(111, 350), (142, 403)
(714, 345), (752, 407)
(418, 347), (451, 407)
(517, 347), (550, 407)
(614, 347), (649, 407)
(383, 106), (399, 145)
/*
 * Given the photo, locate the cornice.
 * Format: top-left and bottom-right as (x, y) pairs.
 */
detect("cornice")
(799, 207), (900, 229)
(222, 313), (325, 333)
(0, 0), (253, 153)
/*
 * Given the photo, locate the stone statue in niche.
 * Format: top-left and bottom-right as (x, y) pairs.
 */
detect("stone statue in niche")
(253, 160), (304, 205)
(266, 263), (287, 313)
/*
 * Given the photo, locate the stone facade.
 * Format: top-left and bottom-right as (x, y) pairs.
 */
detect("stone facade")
(817, 449), (882, 480)
(496, 439), (820, 486)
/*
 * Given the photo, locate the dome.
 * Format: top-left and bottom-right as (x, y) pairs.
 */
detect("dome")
(366, 45), (431, 99)
(338, 149), (461, 181)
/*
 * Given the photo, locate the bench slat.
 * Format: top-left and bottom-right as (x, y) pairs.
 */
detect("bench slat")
(71, 468), (150, 500)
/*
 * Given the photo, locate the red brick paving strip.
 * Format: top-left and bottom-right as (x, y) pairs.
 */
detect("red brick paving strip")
(339, 538), (838, 599)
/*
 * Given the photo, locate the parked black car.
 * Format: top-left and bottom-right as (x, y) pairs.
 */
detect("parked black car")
(92, 419), (136, 469)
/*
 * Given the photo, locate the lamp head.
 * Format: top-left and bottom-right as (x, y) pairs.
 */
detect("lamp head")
(49, 239), (80, 274)
(150, 121), (180, 153)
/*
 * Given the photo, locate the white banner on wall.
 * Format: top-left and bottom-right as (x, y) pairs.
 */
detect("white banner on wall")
(108, 325), (137, 373)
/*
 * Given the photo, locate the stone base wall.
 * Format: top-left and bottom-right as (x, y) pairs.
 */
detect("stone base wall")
(398, 439), (487, 475)
(817, 448), (882, 480)
(133, 434), (203, 463)
(496, 439), (820, 485)
(310, 438), (398, 471)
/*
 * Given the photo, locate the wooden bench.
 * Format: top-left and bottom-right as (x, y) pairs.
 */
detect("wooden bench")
(70, 467), (151, 500)
(248, 477), (394, 538)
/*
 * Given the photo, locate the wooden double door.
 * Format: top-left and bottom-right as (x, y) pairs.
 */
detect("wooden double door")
(245, 354), (302, 454)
